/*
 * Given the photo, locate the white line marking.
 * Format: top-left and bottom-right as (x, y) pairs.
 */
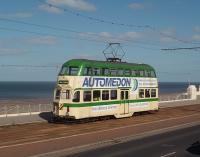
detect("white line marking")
(0, 113), (200, 149)
(160, 152), (176, 157)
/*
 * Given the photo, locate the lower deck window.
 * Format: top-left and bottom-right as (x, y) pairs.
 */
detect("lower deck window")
(111, 90), (117, 100)
(93, 90), (101, 101)
(139, 89), (144, 98)
(83, 91), (91, 102)
(55, 90), (61, 99)
(61, 90), (70, 99)
(151, 89), (157, 97)
(145, 89), (150, 98)
(73, 91), (80, 102)
(102, 90), (109, 100)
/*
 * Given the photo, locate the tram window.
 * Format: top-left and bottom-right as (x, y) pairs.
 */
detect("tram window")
(145, 71), (151, 77)
(83, 67), (92, 75)
(135, 70), (140, 77)
(139, 89), (144, 98)
(139, 70), (144, 77)
(151, 89), (157, 97)
(151, 71), (156, 77)
(121, 91), (124, 100)
(73, 91), (80, 102)
(55, 90), (61, 99)
(111, 90), (117, 100)
(61, 90), (70, 99)
(93, 90), (101, 101)
(102, 90), (109, 100)
(124, 70), (131, 76)
(93, 68), (101, 76)
(118, 69), (124, 76)
(69, 66), (79, 75)
(110, 69), (117, 76)
(145, 89), (150, 98)
(60, 67), (69, 75)
(147, 71), (151, 77)
(83, 91), (91, 102)
(102, 68), (109, 75)
(125, 91), (129, 99)
(132, 70), (136, 76)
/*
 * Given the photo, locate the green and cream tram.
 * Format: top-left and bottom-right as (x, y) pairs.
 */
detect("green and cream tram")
(53, 59), (159, 119)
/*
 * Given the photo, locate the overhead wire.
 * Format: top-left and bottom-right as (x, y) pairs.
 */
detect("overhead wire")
(0, 17), (164, 49)
(39, 0), (200, 45)
(0, 26), (107, 44)
(161, 47), (200, 51)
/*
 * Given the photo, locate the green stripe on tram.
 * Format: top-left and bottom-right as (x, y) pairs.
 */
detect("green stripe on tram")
(63, 98), (159, 107)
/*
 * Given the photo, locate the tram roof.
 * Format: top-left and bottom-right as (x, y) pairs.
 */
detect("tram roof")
(62, 59), (155, 71)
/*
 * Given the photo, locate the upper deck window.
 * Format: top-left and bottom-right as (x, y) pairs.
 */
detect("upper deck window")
(69, 66), (79, 75)
(118, 69), (124, 76)
(145, 71), (151, 77)
(151, 71), (156, 77)
(132, 70), (136, 77)
(139, 70), (144, 77)
(110, 69), (117, 76)
(93, 68), (101, 76)
(84, 67), (92, 75)
(60, 67), (69, 75)
(124, 70), (131, 76)
(102, 68), (109, 75)
(135, 70), (140, 77)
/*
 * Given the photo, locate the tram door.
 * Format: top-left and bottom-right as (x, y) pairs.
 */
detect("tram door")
(120, 90), (129, 114)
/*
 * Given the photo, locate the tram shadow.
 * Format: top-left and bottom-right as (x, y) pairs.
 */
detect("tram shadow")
(39, 112), (53, 123)
(186, 141), (200, 155)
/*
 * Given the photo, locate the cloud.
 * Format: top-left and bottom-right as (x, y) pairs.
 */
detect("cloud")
(78, 31), (143, 43)
(129, 3), (145, 10)
(38, 4), (63, 14)
(0, 12), (32, 18)
(27, 36), (59, 45)
(39, 0), (96, 13)
(194, 26), (200, 33)
(159, 28), (177, 43)
(0, 48), (26, 56)
(192, 34), (200, 41)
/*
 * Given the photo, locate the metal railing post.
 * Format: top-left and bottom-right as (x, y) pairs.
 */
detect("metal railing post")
(29, 104), (31, 115)
(17, 105), (19, 115)
(5, 105), (7, 118)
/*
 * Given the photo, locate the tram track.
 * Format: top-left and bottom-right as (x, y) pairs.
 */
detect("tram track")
(1, 104), (200, 157)
(0, 105), (200, 143)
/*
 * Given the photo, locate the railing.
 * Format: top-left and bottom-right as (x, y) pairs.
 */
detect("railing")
(159, 93), (192, 102)
(0, 93), (197, 118)
(0, 103), (53, 118)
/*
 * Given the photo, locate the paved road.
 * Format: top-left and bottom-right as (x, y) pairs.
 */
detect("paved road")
(67, 124), (200, 157)
(1, 105), (200, 157)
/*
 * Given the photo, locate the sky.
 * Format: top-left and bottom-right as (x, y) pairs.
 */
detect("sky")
(0, 0), (200, 82)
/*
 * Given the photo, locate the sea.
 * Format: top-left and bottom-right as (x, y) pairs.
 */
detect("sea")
(0, 82), (199, 100)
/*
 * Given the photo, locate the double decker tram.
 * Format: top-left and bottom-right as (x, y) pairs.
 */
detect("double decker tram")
(53, 59), (158, 120)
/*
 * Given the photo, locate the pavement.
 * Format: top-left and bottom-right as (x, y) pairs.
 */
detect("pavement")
(66, 123), (200, 157)
(0, 112), (52, 126)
